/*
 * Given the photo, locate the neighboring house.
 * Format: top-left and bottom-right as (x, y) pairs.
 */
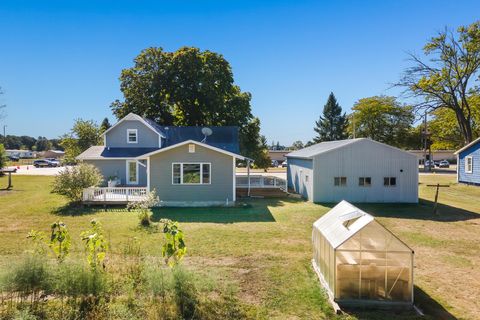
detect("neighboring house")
(268, 150), (289, 165)
(40, 150), (65, 159)
(77, 113), (246, 206)
(406, 149), (456, 165)
(286, 138), (418, 203)
(6, 149), (36, 158)
(454, 137), (480, 185)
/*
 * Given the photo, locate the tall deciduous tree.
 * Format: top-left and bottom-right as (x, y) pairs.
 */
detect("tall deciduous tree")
(349, 96), (414, 148)
(313, 93), (348, 143)
(110, 47), (267, 165)
(397, 21), (480, 144)
(60, 119), (101, 163)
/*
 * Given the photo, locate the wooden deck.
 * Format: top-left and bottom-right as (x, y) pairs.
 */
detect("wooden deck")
(82, 187), (148, 205)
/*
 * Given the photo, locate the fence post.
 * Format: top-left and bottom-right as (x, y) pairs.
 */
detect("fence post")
(126, 188), (129, 202)
(103, 189), (106, 202)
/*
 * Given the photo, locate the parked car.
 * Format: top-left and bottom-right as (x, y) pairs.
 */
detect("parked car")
(33, 159), (57, 168)
(281, 160), (288, 168)
(424, 160), (436, 168)
(8, 155), (19, 161)
(45, 158), (60, 167)
(438, 160), (450, 168)
(271, 160), (279, 167)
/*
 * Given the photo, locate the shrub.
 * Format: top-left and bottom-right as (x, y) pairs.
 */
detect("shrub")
(48, 221), (71, 263)
(0, 143), (6, 170)
(127, 189), (159, 227)
(51, 163), (103, 203)
(160, 219), (187, 267)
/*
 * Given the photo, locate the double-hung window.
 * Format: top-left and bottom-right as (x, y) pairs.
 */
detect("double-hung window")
(359, 177), (371, 187)
(465, 156), (473, 173)
(334, 177), (347, 187)
(172, 163), (211, 185)
(384, 177), (397, 187)
(127, 129), (138, 144)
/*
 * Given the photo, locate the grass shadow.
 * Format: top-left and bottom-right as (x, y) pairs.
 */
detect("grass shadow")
(317, 199), (479, 222)
(341, 286), (457, 320)
(52, 203), (129, 216)
(151, 197), (301, 223)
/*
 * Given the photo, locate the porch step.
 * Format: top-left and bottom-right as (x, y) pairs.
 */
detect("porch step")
(236, 188), (288, 198)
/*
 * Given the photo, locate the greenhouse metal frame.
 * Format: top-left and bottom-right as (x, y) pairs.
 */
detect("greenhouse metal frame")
(312, 201), (414, 308)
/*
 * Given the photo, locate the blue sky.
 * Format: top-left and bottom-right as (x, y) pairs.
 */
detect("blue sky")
(0, 1), (479, 145)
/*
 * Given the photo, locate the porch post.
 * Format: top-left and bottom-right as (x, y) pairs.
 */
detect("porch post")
(247, 160), (251, 197)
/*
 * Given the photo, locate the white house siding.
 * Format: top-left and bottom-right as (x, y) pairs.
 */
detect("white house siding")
(287, 158), (314, 199)
(149, 143), (235, 206)
(312, 140), (418, 203)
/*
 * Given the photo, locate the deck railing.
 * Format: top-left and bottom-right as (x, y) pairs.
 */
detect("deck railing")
(236, 175), (287, 191)
(82, 187), (148, 203)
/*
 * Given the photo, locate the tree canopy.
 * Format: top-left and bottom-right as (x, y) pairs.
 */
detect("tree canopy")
(349, 96), (415, 148)
(398, 20), (480, 144)
(60, 119), (101, 163)
(110, 47), (268, 165)
(313, 93), (348, 143)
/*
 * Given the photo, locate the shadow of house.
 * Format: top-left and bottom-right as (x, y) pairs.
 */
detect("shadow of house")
(316, 198), (479, 223)
(151, 198), (304, 223)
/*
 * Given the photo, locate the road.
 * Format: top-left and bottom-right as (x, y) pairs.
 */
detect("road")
(7, 165), (67, 176)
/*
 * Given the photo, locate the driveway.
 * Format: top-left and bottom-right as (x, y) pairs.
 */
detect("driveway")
(7, 165), (66, 176)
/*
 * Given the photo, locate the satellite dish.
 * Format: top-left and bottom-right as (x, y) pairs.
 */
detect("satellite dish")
(201, 127), (213, 142)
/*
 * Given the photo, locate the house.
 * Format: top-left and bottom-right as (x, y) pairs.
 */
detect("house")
(76, 113), (247, 206)
(286, 138), (418, 203)
(406, 149), (456, 165)
(40, 150), (65, 159)
(312, 200), (414, 308)
(6, 149), (36, 159)
(454, 137), (480, 185)
(268, 150), (289, 166)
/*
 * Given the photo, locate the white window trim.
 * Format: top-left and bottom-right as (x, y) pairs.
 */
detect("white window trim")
(127, 129), (138, 144)
(126, 160), (139, 184)
(465, 156), (473, 173)
(359, 177), (372, 187)
(172, 162), (212, 185)
(334, 177), (347, 187)
(384, 177), (397, 187)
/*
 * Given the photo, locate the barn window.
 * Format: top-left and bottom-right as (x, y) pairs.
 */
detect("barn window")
(358, 177), (371, 187)
(334, 177), (347, 186)
(384, 177), (397, 187)
(188, 144), (195, 153)
(465, 156), (473, 173)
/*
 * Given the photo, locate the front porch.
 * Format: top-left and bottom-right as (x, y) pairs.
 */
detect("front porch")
(82, 187), (148, 205)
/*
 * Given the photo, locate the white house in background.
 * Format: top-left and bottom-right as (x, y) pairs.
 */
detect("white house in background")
(286, 138), (418, 203)
(6, 149), (36, 158)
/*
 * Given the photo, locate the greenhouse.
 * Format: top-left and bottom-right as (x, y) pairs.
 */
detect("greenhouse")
(312, 201), (414, 308)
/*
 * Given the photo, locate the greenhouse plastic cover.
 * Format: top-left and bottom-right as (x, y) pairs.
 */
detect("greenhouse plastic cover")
(313, 200), (375, 249)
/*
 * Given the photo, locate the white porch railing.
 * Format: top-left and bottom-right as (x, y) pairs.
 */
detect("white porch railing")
(82, 187), (148, 203)
(236, 175), (287, 191)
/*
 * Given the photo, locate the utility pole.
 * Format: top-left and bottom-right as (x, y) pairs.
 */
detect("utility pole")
(422, 111), (429, 172)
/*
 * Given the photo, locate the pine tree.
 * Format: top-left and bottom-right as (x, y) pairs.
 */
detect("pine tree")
(100, 117), (111, 133)
(313, 92), (348, 143)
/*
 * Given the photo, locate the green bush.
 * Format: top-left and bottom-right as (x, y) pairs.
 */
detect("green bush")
(51, 163), (103, 203)
(0, 143), (6, 170)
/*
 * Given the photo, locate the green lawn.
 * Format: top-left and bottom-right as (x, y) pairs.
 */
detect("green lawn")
(0, 174), (479, 319)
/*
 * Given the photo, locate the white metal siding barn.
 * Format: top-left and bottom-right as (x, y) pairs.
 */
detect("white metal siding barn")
(287, 139), (418, 203)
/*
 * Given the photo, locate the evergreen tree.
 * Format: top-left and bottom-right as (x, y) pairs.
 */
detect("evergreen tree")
(100, 117), (111, 133)
(313, 93), (348, 143)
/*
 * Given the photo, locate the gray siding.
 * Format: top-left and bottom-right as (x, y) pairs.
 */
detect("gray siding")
(149, 143), (235, 205)
(105, 120), (160, 148)
(312, 140), (418, 203)
(287, 158), (314, 199)
(84, 159), (147, 187)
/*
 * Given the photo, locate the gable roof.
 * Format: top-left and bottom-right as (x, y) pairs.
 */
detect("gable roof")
(138, 139), (247, 160)
(101, 113), (166, 138)
(313, 201), (413, 252)
(76, 146), (160, 160)
(454, 136), (480, 155)
(287, 138), (416, 159)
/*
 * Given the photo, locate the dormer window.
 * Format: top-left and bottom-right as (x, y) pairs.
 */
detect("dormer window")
(127, 129), (138, 144)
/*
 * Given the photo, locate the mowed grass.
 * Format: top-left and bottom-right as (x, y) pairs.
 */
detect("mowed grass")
(0, 174), (479, 319)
